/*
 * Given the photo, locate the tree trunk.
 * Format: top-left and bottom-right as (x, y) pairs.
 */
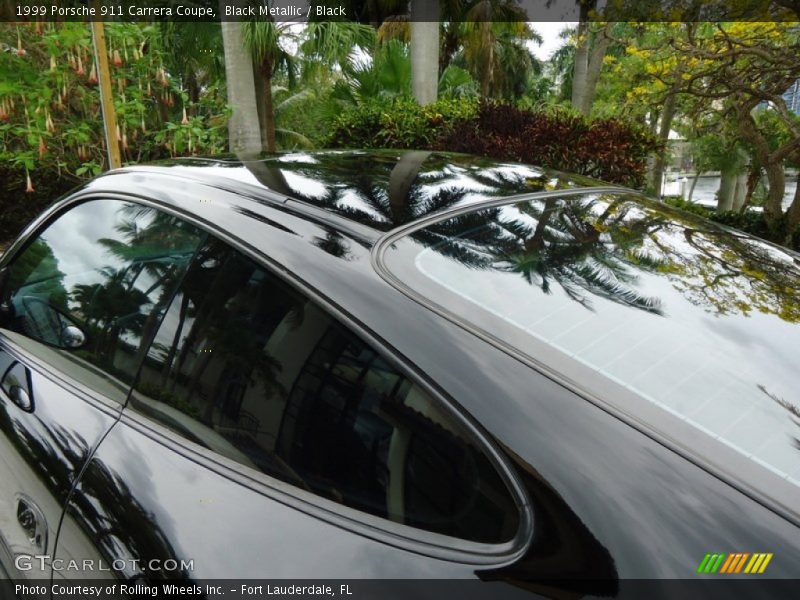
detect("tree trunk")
(252, 60), (268, 151)
(579, 23), (612, 115)
(651, 90), (677, 198)
(526, 198), (557, 252)
(481, 33), (494, 97)
(160, 292), (190, 386)
(571, 20), (589, 114)
(410, 0), (439, 105)
(242, 159), (293, 196)
(687, 170), (701, 202)
(732, 172), (748, 212)
(717, 169), (737, 212)
(187, 74), (200, 106)
(784, 176), (800, 245)
(762, 162), (786, 227)
(261, 62), (276, 152)
(389, 151), (430, 222)
(741, 162), (761, 213)
(220, 21), (261, 156)
(735, 100), (786, 233)
(439, 24), (459, 75)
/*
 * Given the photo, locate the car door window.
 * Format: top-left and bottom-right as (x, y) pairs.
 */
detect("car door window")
(131, 238), (520, 544)
(0, 199), (206, 403)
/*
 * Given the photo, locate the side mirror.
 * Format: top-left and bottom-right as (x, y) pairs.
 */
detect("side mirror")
(19, 296), (88, 350)
(60, 325), (86, 349)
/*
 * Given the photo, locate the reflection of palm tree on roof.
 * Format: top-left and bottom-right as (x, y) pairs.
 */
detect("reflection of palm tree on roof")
(240, 151), (512, 231)
(441, 196), (666, 314)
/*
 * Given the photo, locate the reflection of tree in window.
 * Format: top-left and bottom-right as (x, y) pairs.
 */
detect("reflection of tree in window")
(276, 324), (517, 542)
(134, 239), (519, 544)
(5, 200), (205, 389)
(6, 239), (69, 312)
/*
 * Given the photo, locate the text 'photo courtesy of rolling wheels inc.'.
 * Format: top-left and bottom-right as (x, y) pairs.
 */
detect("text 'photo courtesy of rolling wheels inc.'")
(1, 1), (800, 600)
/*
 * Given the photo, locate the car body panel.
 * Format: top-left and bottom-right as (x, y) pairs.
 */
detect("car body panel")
(0, 336), (120, 580)
(0, 152), (797, 592)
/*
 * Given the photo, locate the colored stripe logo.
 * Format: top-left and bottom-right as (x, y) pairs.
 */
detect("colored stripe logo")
(697, 552), (773, 574)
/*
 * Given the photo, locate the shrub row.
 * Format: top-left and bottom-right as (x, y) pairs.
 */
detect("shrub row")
(326, 97), (478, 149)
(327, 100), (661, 189)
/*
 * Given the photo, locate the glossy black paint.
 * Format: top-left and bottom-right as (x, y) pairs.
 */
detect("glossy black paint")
(0, 152), (798, 595)
(0, 340), (119, 580)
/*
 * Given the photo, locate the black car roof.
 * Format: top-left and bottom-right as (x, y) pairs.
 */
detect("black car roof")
(113, 150), (611, 235)
(35, 149), (800, 530)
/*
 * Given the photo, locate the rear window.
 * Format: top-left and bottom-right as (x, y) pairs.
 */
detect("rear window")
(379, 192), (800, 490)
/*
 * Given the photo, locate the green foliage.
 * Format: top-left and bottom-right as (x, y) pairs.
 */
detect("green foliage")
(437, 66), (479, 98)
(437, 103), (661, 188)
(754, 108), (800, 169)
(326, 96), (478, 148)
(454, 20), (540, 99)
(0, 22), (228, 244)
(688, 132), (748, 174)
(0, 22), (228, 186)
(327, 100), (659, 188)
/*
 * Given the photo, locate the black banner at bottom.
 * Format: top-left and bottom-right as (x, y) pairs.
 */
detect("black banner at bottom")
(1, 579), (798, 600)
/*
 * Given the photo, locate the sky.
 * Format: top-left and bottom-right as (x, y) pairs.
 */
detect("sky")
(529, 22), (575, 61)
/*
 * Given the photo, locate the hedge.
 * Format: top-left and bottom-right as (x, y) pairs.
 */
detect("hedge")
(327, 100), (661, 189)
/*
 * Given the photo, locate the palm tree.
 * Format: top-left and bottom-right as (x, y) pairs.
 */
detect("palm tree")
(328, 39), (477, 107)
(457, 20), (540, 99)
(334, 39), (411, 102)
(160, 22), (225, 106)
(242, 20), (298, 152)
(410, 0), (440, 104)
(243, 21), (379, 152)
(300, 21), (376, 79)
(548, 30), (577, 103)
(86, 206), (202, 365)
(430, 195), (667, 314)
(220, 21), (262, 155)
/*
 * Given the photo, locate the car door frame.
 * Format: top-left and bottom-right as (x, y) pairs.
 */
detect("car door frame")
(0, 191), (201, 581)
(21, 186), (535, 568)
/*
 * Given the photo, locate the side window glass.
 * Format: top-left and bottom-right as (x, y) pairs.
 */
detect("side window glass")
(132, 239), (520, 544)
(0, 200), (205, 402)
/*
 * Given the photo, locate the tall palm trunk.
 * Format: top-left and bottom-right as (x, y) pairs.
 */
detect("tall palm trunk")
(220, 21), (261, 156)
(389, 151), (430, 221)
(410, 0), (439, 105)
(253, 61), (267, 150)
(261, 62), (276, 152)
(481, 40), (494, 97)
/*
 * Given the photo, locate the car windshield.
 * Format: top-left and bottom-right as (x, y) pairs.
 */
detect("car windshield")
(379, 192), (800, 491)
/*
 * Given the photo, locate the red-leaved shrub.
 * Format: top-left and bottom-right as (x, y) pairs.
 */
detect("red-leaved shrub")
(436, 103), (661, 188)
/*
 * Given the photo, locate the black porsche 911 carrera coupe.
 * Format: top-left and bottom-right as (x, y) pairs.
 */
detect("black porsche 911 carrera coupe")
(0, 150), (798, 598)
